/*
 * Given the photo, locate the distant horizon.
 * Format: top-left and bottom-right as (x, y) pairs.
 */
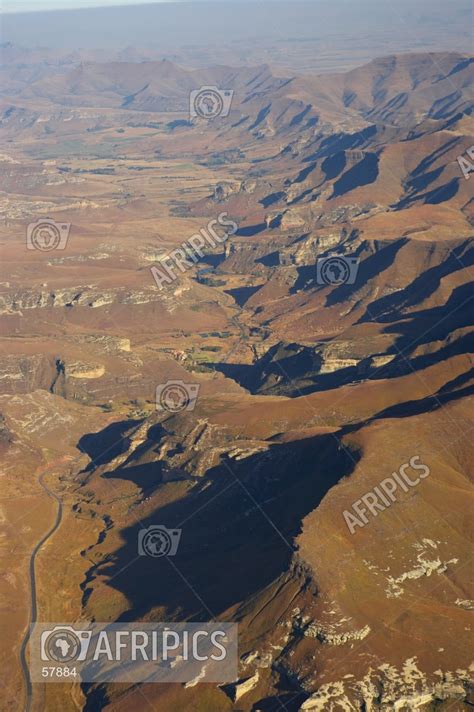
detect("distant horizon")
(4, 0), (291, 15)
(3, 1), (166, 13)
(2, 0), (471, 61)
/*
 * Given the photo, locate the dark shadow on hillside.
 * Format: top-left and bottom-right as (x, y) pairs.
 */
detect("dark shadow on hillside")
(403, 165), (445, 195)
(238, 342), (324, 394)
(235, 222), (267, 237)
(331, 152), (379, 198)
(225, 285), (263, 307)
(222, 328), (473, 399)
(252, 691), (308, 711)
(83, 684), (108, 712)
(292, 161), (317, 184)
(443, 57), (474, 79)
(438, 366), (474, 393)
(339, 380), (474, 439)
(429, 90), (462, 120)
(290, 104), (313, 127)
(424, 177), (460, 204)
(366, 91), (407, 119)
(249, 104), (271, 130)
(257, 250), (280, 267)
(90, 433), (358, 623)
(321, 151), (346, 180)
(326, 238), (408, 307)
(410, 136), (461, 177)
(384, 282), (474, 350)
(102, 461), (164, 496)
(289, 187), (316, 204)
(290, 264), (324, 293)
(287, 237), (403, 299)
(385, 332), (474, 378)
(213, 362), (254, 387)
(198, 252), (227, 269)
(304, 125), (377, 162)
(358, 240), (473, 322)
(260, 191), (286, 207)
(78, 419), (143, 470)
(396, 176), (460, 209)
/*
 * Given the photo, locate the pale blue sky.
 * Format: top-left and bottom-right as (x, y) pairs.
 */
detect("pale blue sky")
(3, 0), (182, 11)
(3, 0), (470, 53)
(3, 0), (266, 12)
(0, 0), (285, 12)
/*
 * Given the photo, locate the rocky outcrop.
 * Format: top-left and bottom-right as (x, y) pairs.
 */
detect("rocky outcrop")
(72, 335), (131, 353)
(319, 356), (360, 374)
(0, 354), (57, 394)
(232, 671), (260, 702)
(299, 659), (472, 710)
(213, 181), (241, 202)
(0, 413), (13, 446)
(0, 286), (163, 313)
(64, 362), (105, 379)
(304, 623), (371, 646)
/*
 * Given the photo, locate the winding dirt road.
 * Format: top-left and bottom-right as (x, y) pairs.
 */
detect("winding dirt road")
(20, 471), (63, 712)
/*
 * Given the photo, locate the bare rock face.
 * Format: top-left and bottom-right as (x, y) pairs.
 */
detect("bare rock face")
(304, 622), (371, 645)
(319, 349), (360, 374)
(72, 335), (131, 353)
(312, 231), (345, 253)
(0, 354), (57, 394)
(232, 671), (260, 702)
(298, 659), (472, 711)
(368, 354), (396, 368)
(213, 181), (241, 202)
(280, 208), (307, 230)
(0, 413), (13, 446)
(241, 178), (257, 193)
(313, 202), (376, 226)
(64, 361), (105, 379)
(0, 286), (163, 313)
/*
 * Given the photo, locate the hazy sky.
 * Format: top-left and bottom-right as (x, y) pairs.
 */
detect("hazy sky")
(4, 0), (181, 11)
(3, 0), (471, 55)
(4, 0), (257, 12)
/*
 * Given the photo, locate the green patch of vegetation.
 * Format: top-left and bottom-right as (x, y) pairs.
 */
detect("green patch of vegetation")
(29, 140), (124, 160)
(209, 331), (231, 338)
(199, 277), (227, 287)
(87, 167), (116, 175)
(165, 119), (193, 132)
(126, 398), (150, 419)
(86, 125), (112, 132)
(191, 362), (216, 373)
(200, 149), (245, 166)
